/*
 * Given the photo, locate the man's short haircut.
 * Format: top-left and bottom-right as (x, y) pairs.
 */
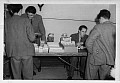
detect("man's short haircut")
(25, 6), (36, 14)
(79, 25), (88, 31)
(7, 4), (23, 14)
(97, 9), (111, 19)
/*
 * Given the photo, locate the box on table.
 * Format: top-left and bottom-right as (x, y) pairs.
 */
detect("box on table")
(49, 47), (64, 53)
(64, 46), (78, 53)
(47, 42), (64, 53)
(38, 44), (49, 53)
(34, 44), (39, 52)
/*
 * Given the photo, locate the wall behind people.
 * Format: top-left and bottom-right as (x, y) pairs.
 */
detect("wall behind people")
(22, 4), (115, 42)
(109, 4), (116, 23)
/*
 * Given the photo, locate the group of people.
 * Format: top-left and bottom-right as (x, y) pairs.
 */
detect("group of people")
(4, 4), (116, 80)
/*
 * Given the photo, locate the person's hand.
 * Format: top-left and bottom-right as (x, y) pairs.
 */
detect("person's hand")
(80, 42), (83, 45)
(40, 41), (45, 47)
(80, 46), (84, 49)
(110, 67), (115, 78)
(76, 42), (83, 47)
(76, 42), (81, 47)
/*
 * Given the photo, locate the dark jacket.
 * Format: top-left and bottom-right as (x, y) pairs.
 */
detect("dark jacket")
(4, 15), (35, 57)
(70, 33), (88, 47)
(86, 21), (116, 65)
(21, 13), (46, 41)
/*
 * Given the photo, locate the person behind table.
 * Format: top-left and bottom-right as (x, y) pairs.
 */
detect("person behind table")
(66, 25), (88, 80)
(85, 9), (116, 80)
(4, 4), (35, 79)
(21, 6), (46, 74)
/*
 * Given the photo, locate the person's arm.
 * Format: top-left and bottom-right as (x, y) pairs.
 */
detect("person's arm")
(38, 16), (46, 42)
(4, 19), (8, 44)
(70, 34), (74, 41)
(4, 22), (6, 44)
(70, 34), (76, 46)
(26, 19), (35, 42)
(113, 25), (116, 56)
(80, 35), (88, 49)
(85, 27), (100, 53)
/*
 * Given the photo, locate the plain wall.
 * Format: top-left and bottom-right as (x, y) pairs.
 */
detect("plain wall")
(22, 4), (115, 42)
(109, 4), (116, 23)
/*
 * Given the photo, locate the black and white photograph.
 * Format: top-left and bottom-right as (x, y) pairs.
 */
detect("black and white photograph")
(3, 2), (117, 81)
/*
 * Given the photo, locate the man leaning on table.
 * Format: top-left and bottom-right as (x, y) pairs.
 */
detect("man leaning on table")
(21, 6), (46, 74)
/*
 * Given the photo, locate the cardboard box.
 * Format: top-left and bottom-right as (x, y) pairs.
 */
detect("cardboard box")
(64, 47), (78, 53)
(49, 47), (64, 53)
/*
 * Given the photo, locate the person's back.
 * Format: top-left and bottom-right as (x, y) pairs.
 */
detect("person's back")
(85, 9), (116, 80)
(4, 4), (35, 79)
(5, 15), (35, 57)
(95, 21), (115, 65)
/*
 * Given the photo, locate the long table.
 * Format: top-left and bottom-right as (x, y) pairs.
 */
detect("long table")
(34, 51), (88, 79)
(35, 51), (88, 56)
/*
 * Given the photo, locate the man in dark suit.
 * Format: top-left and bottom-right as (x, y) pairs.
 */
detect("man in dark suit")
(4, 4), (35, 79)
(21, 6), (46, 45)
(21, 6), (46, 74)
(67, 25), (88, 79)
(85, 9), (116, 80)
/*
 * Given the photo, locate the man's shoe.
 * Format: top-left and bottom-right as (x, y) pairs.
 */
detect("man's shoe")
(80, 72), (84, 78)
(37, 67), (41, 72)
(33, 71), (36, 75)
(67, 76), (72, 80)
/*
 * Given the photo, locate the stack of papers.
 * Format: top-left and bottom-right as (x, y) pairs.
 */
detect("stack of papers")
(47, 42), (60, 47)
(61, 41), (75, 47)
(49, 47), (64, 53)
(47, 42), (64, 53)
(39, 44), (49, 53)
(34, 44), (39, 52)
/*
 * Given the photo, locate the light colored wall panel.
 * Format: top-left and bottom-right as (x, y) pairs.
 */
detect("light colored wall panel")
(22, 4), (109, 42)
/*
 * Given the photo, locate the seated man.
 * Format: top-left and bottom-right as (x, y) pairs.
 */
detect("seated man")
(67, 25), (88, 80)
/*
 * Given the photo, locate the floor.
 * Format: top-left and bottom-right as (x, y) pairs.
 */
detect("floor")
(4, 57), (115, 80)
(4, 56), (83, 80)
(33, 67), (82, 80)
(33, 56), (83, 80)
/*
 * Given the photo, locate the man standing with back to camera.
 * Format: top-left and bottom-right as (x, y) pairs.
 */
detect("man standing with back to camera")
(85, 9), (116, 80)
(4, 4), (35, 79)
(21, 6), (46, 74)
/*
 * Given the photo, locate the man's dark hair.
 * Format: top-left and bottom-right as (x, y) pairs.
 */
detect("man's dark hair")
(94, 16), (100, 24)
(97, 9), (111, 19)
(7, 4), (23, 14)
(79, 25), (88, 31)
(25, 6), (36, 14)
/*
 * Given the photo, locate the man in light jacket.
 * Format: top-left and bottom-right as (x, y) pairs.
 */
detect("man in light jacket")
(4, 4), (35, 79)
(85, 9), (116, 80)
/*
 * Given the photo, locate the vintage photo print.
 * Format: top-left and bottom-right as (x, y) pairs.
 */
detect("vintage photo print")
(1, 0), (120, 83)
